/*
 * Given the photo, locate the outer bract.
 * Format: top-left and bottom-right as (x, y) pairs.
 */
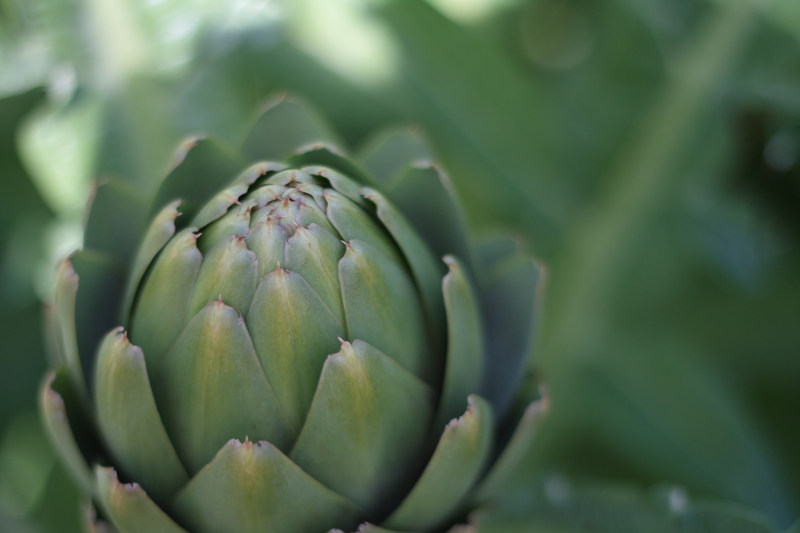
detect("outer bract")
(40, 96), (546, 533)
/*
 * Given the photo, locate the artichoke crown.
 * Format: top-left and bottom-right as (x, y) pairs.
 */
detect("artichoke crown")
(40, 96), (545, 533)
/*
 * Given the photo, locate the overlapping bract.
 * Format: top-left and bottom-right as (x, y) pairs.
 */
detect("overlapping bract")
(40, 96), (546, 533)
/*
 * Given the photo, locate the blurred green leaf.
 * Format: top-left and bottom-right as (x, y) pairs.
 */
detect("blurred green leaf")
(0, 414), (53, 518)
(0, 89), (56, 425)
(0, 89), (49, 305)
(18, 93), (102, 217)
(0, 89), (83, 533)
(175, 25), (404, 147)
(521, 1), (799, 526)
(379, 0), (565, 255)
(470, 479), (779, 533)
(489, 0), (670, 161)
(537, 0), (756, 367)
(93, 78), (182, 192)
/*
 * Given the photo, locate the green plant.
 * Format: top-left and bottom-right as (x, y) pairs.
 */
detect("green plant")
(40, 96), (544, 533)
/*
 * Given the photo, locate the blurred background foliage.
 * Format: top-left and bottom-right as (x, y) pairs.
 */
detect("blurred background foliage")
(0, 0), (798, 531)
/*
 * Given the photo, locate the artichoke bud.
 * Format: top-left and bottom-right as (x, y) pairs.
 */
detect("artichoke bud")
(129, 168), (436, 485)
(41, 98), (545, 533)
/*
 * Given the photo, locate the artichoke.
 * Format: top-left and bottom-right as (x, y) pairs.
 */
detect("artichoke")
(40, 96), (545, 533)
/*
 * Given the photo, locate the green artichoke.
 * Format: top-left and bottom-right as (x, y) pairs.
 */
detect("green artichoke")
(40, 96), (545, 533)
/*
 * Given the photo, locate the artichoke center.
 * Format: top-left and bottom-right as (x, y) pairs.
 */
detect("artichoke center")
(127, 168), (435, 474)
